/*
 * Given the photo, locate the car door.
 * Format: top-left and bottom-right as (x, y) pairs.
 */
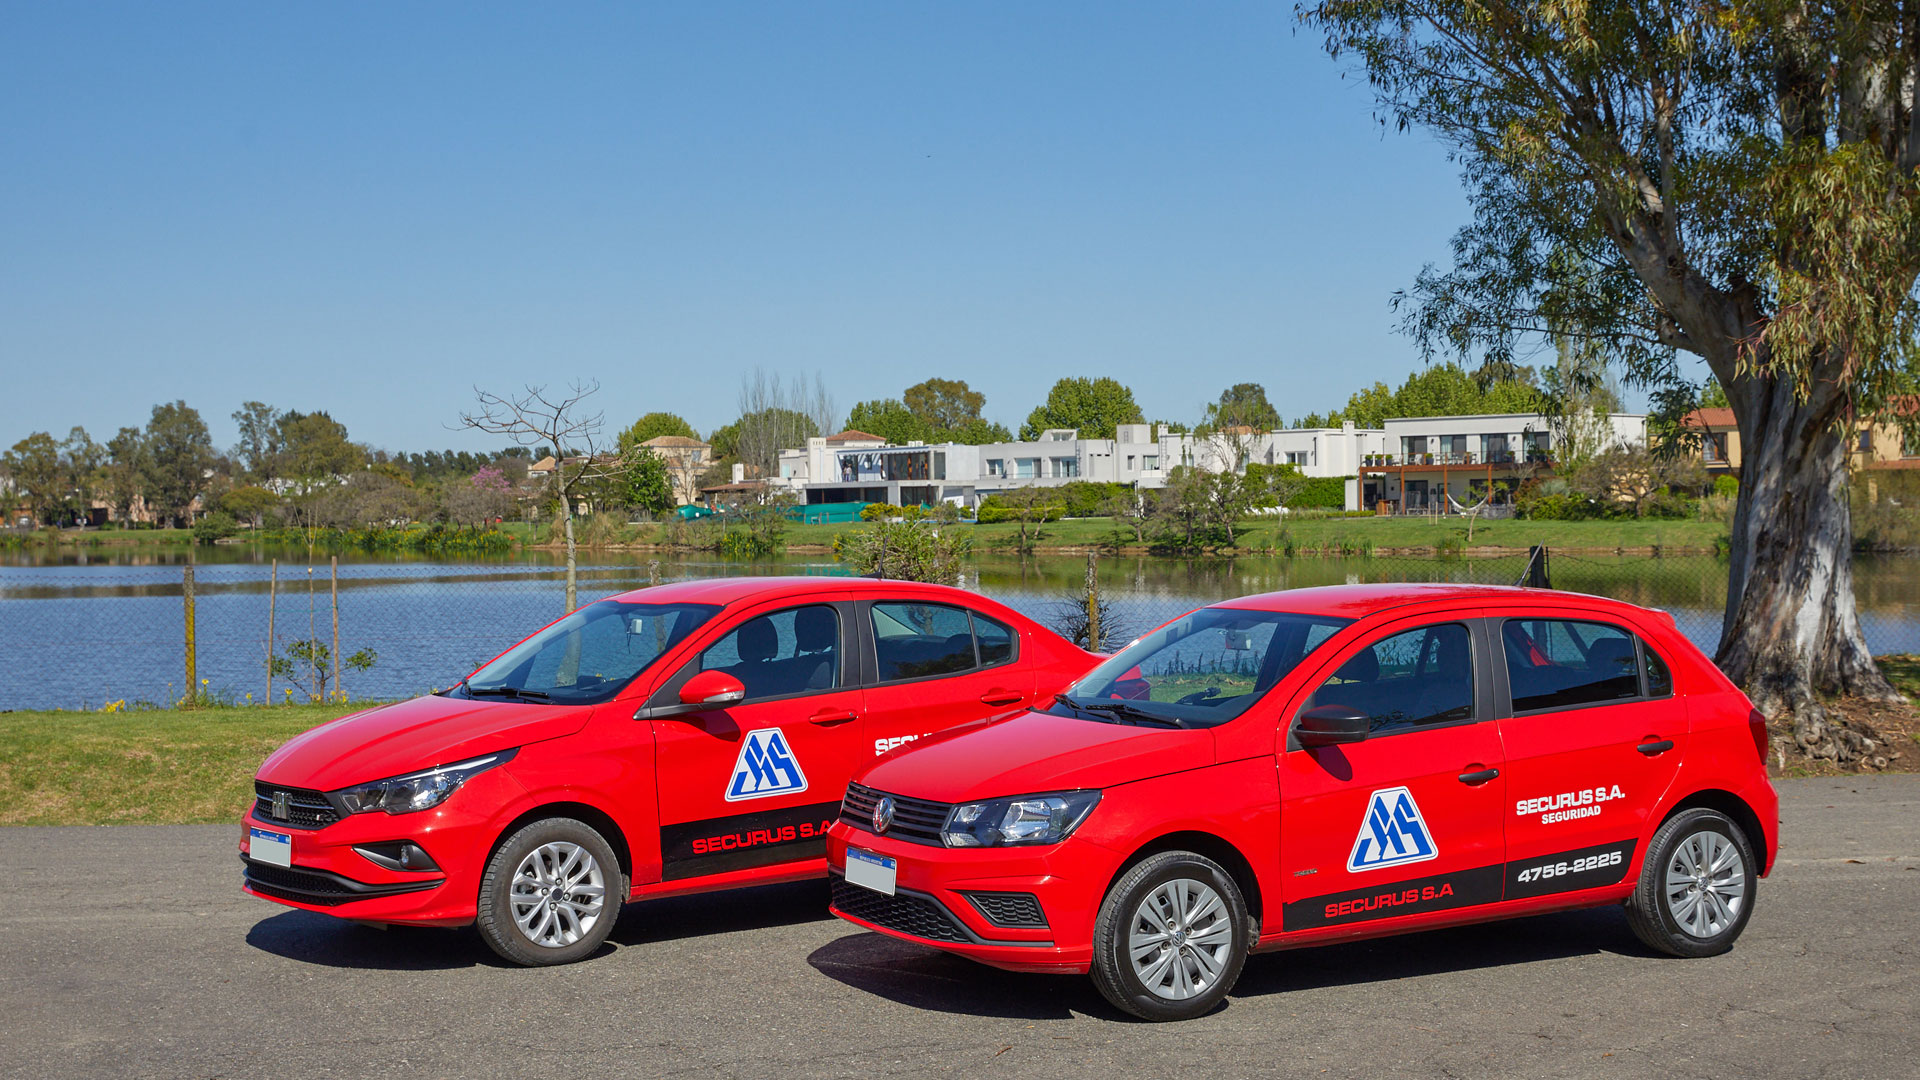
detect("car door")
(645, 597), (866, 881)
(1276, 614), (1509, 934)
(857, 598), (1036, 758)
(1492, 611), (1686, 900)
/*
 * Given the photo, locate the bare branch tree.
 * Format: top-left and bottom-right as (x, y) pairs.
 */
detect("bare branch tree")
(458, 381), (619, 613)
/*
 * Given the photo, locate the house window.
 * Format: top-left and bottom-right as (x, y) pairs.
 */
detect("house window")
(1144, 455), (1159, 470)
(1015, 458), (1039, 479)
(1905, 430), (1920, 459)
(1858, 429), (1875, 454)
(1286, 451), (1311, 466)
(1401, 436), (1426, 461)
(1051, 457), (1080, 478)
(933, 452), (946, 481)
(986, 459), (1005, 477)
(1704, 432), (1728, 463)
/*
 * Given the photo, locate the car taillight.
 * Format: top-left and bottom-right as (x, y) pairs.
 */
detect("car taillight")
(1748, 711), (1770, 763)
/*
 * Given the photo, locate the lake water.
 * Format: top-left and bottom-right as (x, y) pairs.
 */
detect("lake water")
(4, 546), (1917, 711)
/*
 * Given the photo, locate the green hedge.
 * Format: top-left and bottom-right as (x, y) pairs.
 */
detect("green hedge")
(1244, 464), (1350, 509)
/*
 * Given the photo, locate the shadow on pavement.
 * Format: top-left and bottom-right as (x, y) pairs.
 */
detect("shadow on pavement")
(811, 906), (1662, 1020)
(245, 910), (510, 970)
(808, 933), (1113, 1020)
(610, 879), (836, 946)
(248, 879), (836, 968)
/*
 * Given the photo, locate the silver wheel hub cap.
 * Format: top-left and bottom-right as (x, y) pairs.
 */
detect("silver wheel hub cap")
(1127, 877), (1233, 1001)
(510, 841), (607, 948)
(1664, 829), (1746, 939)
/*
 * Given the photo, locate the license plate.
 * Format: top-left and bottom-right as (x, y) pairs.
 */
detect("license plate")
(844, 848), (897, 896)
(249, 827), (292, 868)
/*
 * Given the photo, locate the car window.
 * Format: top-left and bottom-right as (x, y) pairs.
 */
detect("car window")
(871, 602), (977, 681)
(697, 605), (842, 701)
(1306, 622), (1475, 734)
(974, 613), (1015, 664)
(465, 600), (719, 705)
(1643, 642), (1673, 697)
(1502, 618), (1640, 712)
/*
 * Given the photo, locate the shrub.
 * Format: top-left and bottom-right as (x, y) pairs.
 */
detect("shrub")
(1713, 475), (1739, 498)
(833, 520), (971, 583)
(191, 511), (239, 545)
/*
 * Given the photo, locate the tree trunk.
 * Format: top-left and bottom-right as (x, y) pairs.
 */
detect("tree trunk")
(1716, 372), (1901, 763)
(562, 499), (578, 614)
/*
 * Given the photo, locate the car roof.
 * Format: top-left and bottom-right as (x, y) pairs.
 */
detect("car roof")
(602, 575), (988, 608)
(1213, 582), (1651, 621)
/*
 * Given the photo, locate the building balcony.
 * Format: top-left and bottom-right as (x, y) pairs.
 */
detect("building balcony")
(1360, 451), (1553, 469)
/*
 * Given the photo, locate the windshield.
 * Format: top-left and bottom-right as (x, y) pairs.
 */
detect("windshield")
(1052, 607), (1352, 728)
(459, 600), (720, 705)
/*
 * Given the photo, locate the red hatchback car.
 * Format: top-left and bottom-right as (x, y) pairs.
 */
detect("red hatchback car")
(827, 584), (1779, 1020)
(241, 577), (1096, 965)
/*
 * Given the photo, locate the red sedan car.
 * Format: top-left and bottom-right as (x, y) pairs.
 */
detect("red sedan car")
(827, 584), (1779, 1020)
(241, 577), (1097, 965)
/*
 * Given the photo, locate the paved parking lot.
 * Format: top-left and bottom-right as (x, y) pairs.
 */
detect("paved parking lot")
(3, 776), (1917, 1080)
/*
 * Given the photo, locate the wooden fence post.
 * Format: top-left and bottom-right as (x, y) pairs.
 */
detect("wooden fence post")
(266, 559), (278, 704)
(182, 563), (197, 708)
(1084, 551), (1101, 653)
(330, 556), (341, 702)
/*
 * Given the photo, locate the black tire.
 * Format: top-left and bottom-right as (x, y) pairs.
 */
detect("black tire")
(1626, 807), (1757, 958)
(1090, 850), (1250, 1021)
(476, 817), (623, 967)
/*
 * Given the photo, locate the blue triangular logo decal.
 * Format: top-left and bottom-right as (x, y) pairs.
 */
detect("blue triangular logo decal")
(1346, 786), (1438, 872)
(725, 728), (808, 801)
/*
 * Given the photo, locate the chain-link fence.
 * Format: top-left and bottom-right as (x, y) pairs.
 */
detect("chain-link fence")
(4, 549), (1918, 711)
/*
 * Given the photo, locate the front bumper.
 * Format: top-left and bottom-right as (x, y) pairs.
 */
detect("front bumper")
(239, 770), (521, 927)
(825, 822), (1114, 973)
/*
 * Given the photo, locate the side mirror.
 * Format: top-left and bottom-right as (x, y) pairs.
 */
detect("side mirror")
(634, 670), (745, 721)
(679, 670), (746, 708)
(1295, 704), (1370, 747)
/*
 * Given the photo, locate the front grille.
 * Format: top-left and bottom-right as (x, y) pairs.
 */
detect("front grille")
(840, 782), (952, 846)
(242, 858), (440, 907)
(253, 781), (340, 830)
(831, 877), (970, 943)
(964, 890), (1048, 929)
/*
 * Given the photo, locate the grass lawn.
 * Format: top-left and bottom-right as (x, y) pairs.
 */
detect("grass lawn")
(0, 704), (361, 827)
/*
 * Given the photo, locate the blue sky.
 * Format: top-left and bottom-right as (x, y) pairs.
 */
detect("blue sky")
(1, 1), (1478, 454)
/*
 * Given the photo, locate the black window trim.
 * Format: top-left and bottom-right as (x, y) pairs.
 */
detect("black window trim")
(859, 598), (1021, 689)
(1490, 615), (1654, 718)
(645, 599), (863, 709)
(1287, 616), (1494, 749)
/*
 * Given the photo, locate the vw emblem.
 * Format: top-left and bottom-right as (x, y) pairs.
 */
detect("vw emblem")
(872, 796), (895, 835)
(271, 791), (291, 819)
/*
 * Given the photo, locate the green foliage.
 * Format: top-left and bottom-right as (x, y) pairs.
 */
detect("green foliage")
(618, 449), (676, 515)
(845, 399), (932, 445)
(1295, 364), (1545, 430)
(141, 401), (216, 527)
(618, 411), (698, 446)
(1243, 464), (1349, 509)
(1204, 383), (1281, 432)
(253, 523), (511, 553)
(902, 377), (987, 432)
(220, 485), (280, 525)
(1713, 475), (1739, 498)
(191, 511), (239, 545)
(269, 638), (378, 703)
(1054, 481), (1133, 518)
(832, 519), (971, 583)
(975, 495), (1064, 524)
(1020, 377), (1144, 440)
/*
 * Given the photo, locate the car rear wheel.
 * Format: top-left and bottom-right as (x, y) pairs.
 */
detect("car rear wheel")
(1626, 807), (1756, 958)
(1090, 850), (1249, 1021)
(477, 817), (622, 966)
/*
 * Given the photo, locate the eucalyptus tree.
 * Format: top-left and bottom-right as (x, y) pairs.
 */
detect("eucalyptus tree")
(1303, 0), (1920, 761)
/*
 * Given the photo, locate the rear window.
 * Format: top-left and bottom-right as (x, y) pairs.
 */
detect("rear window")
(869, 602), (1018, 682)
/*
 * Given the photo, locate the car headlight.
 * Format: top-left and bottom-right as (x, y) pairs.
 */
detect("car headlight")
(331, 750), (517, 816)
(941, 791), (1100, 848)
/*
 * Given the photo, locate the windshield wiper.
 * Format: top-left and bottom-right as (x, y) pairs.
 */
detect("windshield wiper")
(466, 686), (552, 702)
(1055, 694), (1184, 728)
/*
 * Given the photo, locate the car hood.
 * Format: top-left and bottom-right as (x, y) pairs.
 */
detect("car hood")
(255, 694), (594, 791)
(857, 709), (1216, 804)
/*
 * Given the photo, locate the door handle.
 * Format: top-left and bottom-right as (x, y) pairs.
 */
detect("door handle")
(979, 690), (1023, 707)
(807, 709), (858, 726)
(1636, 739), (1675, 756)
(1457, 767), (1500, 785)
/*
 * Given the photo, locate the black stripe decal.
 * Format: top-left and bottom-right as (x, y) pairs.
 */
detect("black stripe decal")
(1282, 839), (1639, 932)
(659, 801), (841, 880)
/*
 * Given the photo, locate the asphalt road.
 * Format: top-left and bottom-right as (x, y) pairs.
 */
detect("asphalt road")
(3, 777), (1917, 1080)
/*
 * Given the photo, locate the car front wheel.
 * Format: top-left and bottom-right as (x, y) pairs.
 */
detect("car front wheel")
(477, 817), (623, 966)
(1090, 850), (1250, 1021)
(1626, 807), (1756, 958)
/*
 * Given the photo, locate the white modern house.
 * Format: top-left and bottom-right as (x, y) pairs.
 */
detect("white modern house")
(1359, 412), (1646, 512)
